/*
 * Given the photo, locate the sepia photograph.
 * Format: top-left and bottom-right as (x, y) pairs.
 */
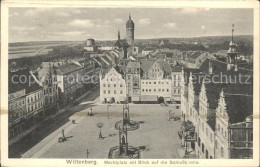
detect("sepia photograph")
(1, 1), (259, 167)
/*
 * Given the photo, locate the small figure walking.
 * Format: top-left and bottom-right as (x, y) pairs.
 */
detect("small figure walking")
(86, 149), (89, 158)
(62, 128), (66, 140)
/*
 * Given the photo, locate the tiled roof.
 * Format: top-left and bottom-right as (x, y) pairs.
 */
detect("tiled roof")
(142, 47), (155, 51)
(183, 68), (203, 86)
(207, 110), (216, 131)
(56, 63), (82, 75)
(9, 68), (42, 94)
(199, 58), (253, 76)
(158, 61), (172, 75)
(114, 39), (129, 47)
(203, 82), (253, 125)
(126, 61), (140, 69)
(199, 58), (228, 74)
(171, 65), (182, 72)
(37, 65), (57, 81)
(205, 83), (252, 109)
(140, 60), (155, 74)
(183, 51), (205, 59)
(225, 94), (253, 124)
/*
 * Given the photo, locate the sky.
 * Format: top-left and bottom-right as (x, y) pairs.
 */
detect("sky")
(9, 8), (253, 43)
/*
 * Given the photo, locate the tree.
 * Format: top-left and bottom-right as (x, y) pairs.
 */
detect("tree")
(158, 96), (164, 103)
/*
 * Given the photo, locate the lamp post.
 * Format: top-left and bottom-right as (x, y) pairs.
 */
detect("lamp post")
(86, 149), (89, 158)
(107, 105), (109, 119)
(97, 122), (104, 139)
(61, 128), (66, 140)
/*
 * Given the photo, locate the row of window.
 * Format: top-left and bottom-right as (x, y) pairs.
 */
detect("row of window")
(217, 123), (227, 138)
(44, 86), (58, 95)
(172, 74), (182, 80)
(197, 137), (213, 159)
(173, 82), (180, 86)
(64, 84), (81, 93)
(173, 89), (180, 94)
(10, 99), (25, 110)
(142, 81), (170, 85)
(103, 84), (123, 88)
(27, 101), (43, 112)
(142, 88), (169, 93)
(27, 92), (42, 103)
(103, 90), (123, 95)
(215, 140), (225, 158)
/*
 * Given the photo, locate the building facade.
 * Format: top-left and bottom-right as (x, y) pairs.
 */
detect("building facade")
(8, 68), (44, 139)
(34, 62), (59, 116)
(100, 67), (126, 103)
(125, 61), (141, 102)
(56, 62), (85, 106)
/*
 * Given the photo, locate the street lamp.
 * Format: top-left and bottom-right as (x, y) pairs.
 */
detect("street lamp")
(62, 128), (66, 141)
(86, 149), (89, 158)
(97, 122), (104, 139)
(107, 104), (111, 119)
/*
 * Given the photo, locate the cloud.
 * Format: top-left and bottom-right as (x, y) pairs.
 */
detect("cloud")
(55, 12), (71, 17)
(69, 19), (95, 27)
(138, 18), (151, 26)
(24, 8), (52, 16)
(201, 25), (206, 30)
(11, 26), (36, 31)
(9, 12), (19, 17)
(180, 8), (210, 14)
(104, 20), (111, 24)
(163, 22), (176, 29)
(63, 31), (82, 36)
(113, 18), (124, 24)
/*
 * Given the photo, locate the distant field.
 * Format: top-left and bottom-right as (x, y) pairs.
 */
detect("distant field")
(8, 41), (83, 59)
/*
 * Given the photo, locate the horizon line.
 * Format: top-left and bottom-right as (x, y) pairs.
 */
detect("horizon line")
(9, 34), (253, 44)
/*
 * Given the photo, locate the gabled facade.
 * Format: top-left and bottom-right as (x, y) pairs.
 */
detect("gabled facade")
(100, 67), (126, 103)
(125, 61), (141, 102)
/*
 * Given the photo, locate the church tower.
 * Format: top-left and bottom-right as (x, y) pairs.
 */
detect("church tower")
(126, 13), (135, 46)
(227, 24), (238, 65)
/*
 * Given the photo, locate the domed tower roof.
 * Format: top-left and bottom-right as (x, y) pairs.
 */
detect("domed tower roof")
(126, 13), (134, 29)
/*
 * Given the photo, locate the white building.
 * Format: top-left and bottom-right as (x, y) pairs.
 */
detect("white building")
(100, 67), (126, 103)
(140, 79), (172, 102)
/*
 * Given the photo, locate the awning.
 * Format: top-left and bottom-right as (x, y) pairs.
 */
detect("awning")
(118, 96), (126, 102)
(132, 96), (140, 101)
(165, 97), (171, 101)
(141, 95), (158, 101)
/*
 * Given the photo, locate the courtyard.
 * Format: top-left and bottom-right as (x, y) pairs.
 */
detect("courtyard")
(22, 100), (183, 159)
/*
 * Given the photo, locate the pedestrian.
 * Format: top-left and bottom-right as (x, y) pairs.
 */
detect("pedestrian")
(62, 128), (66, 140)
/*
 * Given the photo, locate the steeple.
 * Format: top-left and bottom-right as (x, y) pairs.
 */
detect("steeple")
(129, 12), (131, 19)
(232, 24), (234, 43)
(118, 29), (120, 40)
(227, 24), (238, 65)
